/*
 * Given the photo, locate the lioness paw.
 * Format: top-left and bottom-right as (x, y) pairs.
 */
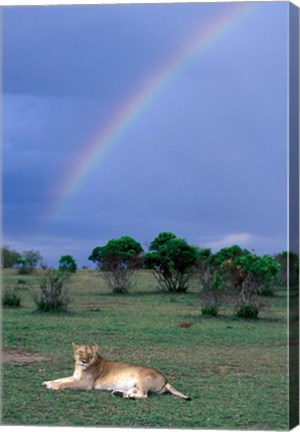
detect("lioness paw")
(42, 381), (59, 390)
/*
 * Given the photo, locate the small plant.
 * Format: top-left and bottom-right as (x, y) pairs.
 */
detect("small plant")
(2, 287), (21, 307)
(259, 284), (277, 297)
(17, 279), (27, 285)
(201, 305), (218, 317)
(235, 303), (259, 319)
(31, 267), (72, 312)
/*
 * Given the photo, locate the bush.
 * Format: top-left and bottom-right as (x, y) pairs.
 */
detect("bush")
(34, 297), (66, 312)
(259, 284), (277, 297)
(201, 305), (218, 317)
(235, 304), (259, 319)
(31, 267), (72, 312)
(17, 279), (27, 285)
(2, 288), (21, 307)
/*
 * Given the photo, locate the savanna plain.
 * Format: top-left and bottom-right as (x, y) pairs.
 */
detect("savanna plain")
(2, 269), (289, 429)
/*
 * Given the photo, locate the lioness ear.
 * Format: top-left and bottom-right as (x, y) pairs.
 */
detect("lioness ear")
(92, 344), (99, 353)
(72, 342), (80, 350)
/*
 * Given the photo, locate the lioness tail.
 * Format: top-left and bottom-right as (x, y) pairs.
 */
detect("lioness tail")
(165, 383), (191, 400)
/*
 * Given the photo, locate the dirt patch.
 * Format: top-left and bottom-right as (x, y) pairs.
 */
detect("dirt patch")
(179, 322), (194, 328)
(2, 348), (47, 364)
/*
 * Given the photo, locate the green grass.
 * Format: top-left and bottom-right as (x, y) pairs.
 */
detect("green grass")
(2, 269), (289, 429)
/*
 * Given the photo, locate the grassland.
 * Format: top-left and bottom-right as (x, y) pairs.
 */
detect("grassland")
(2, 269), (289, 429)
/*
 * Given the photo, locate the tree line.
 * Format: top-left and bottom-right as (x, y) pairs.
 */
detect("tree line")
(88, 232), (298, 318)
(1, 246), (77, 274)
(2, 233), (298, 318)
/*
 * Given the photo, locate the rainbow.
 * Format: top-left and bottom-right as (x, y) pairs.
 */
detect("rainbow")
(48, 2), (255, 222)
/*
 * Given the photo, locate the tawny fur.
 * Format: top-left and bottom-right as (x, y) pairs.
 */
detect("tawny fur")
(43, 342), (190, 400)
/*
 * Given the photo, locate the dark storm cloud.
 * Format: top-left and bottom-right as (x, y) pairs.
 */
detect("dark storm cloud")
(3, 4), (219, 98)
(2, 2), (290, 266)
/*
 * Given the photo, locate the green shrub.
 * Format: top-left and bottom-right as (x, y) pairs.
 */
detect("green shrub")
(17, 279), (27, 285)
(35, 297), (66, 312)
(235, 304), (259, 319)
(31, 267), (72, 312)
(2, 288), (21, 307)
(201, 305), (218, 317)
(259, 284), (277, 297)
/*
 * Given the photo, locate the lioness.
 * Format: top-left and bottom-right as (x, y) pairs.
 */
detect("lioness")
(43, 342), (191, 400)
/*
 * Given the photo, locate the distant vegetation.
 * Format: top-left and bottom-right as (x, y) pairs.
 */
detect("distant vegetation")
(1, 245), (22, 269)
(1, 233), (298, 319)
(58, 255), (78, 274)
(16, 250), (43, 275)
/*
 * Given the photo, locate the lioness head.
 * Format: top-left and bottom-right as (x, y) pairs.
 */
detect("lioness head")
(72, 343), (99, 369)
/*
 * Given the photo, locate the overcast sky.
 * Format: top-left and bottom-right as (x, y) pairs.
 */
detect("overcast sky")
(2, 2), (289, 267)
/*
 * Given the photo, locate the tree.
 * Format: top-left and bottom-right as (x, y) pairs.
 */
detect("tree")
(198, 246), (280, 318)
(89, 236), (143, 293)
(1, 245), (21, 268)
(148, 232), (177, 251)
(59, 255), (77, 273)
(197, 245), (248, 315)
(229, 252), (280, 318)
(17, 250), (43, 274)
(213, 245), (250, 291)
(144, 232), (199, 293)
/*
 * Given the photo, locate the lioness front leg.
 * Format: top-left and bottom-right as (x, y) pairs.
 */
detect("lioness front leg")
(43, 377), (92, 390)
(43, 376), (76, 390)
